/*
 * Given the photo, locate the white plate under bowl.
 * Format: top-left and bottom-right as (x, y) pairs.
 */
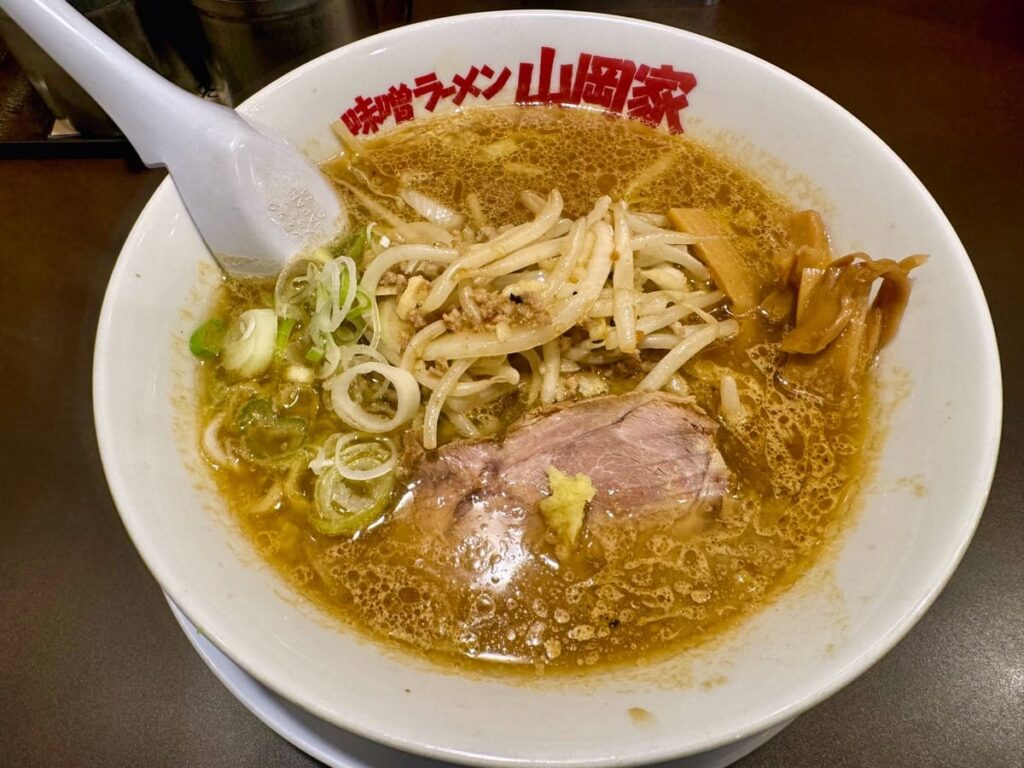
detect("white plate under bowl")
(166, 597), (791, 768)
(95, 10), (1001, 768)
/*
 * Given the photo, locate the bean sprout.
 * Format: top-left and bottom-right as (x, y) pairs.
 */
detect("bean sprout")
(612, 202), (638, 353)
(540, 339), (560, 404)
(252, 189), (742, 461)
(423, 358), (475, 449)
(420, 190), (564, 314)
(421, 220), (613, 360)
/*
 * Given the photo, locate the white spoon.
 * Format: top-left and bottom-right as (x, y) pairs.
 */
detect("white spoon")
(0, 0), (344, 276)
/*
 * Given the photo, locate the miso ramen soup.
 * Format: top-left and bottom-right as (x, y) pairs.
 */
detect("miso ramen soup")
(189, 105), (924, 671)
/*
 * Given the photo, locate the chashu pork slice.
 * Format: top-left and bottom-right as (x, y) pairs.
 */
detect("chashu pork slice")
(396, 392), (728, 553)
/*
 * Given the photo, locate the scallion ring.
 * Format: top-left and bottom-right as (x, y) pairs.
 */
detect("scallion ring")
(334, 437), (397, 481)
(311, 466), (393, 536)
(328, 362), (420, 433)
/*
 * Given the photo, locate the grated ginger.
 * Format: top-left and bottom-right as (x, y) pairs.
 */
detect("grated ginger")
(539, 466), (596, 560)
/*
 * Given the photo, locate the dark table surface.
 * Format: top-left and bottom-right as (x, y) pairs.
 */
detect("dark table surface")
(2, 2), (1021, 766)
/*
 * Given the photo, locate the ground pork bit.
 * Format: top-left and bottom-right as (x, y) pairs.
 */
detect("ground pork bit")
(379, 271), (409, 291)
(606, 357), (644, 378)
(407, 309), (430, 330)
(442, 287), (549, 332)
(556, 372), (611, 401)
(408, 261), (446, 279)
(459, 226), (494, 244)
(378, 262), (445, 295)
(441, 306), (464, 331)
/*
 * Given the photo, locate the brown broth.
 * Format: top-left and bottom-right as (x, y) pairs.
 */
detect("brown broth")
(195, 106), (871, 673)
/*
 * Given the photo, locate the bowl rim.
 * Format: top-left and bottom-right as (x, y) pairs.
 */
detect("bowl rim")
(94, 9), (1003, 766)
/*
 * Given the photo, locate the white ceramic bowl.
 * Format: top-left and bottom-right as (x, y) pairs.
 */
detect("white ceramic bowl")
(94, 11), (1001, 767)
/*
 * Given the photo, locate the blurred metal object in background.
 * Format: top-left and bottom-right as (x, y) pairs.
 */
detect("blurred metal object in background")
(135, 0), (212, 94)
(0, 0), (208, 136)
(191, 0), (408, 106)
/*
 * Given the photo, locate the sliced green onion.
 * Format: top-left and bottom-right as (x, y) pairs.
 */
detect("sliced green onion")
(311, 466), (393, 536)
(305, 346), (325, 363)
(330, 228), (368, 264)
(336, 438), (397, 481)
(308, 433), (345, 476)
(335, 318), (366, 345)
(346, 287), (372, 320)
(189, 319), (226, 359)
(235, 398), (307, 463)
(275, 258), (318, 320)
(327, 233), (354, 259)
(328, 362), (421, 433)
(222, 309), (277, 378)
(236, 398), (275, 431)
(338, 267), (351, 310)
(348, 229), (368, 262)
(317, 334), (343, 379)
(308, 256), (356, 342)
(275, 317), (296, 353)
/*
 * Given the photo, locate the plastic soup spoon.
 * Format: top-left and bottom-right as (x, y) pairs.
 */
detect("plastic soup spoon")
(0, 0), (344, 276)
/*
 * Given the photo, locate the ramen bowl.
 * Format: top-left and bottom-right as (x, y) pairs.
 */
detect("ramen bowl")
(94, 11), (1001, 766)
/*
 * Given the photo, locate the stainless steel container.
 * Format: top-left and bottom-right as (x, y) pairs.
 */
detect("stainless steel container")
(190, 0), (386, 106)
(0, 0), (202, 136)
(135, 0), (212, 94)
(0, 7), (115, 135)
